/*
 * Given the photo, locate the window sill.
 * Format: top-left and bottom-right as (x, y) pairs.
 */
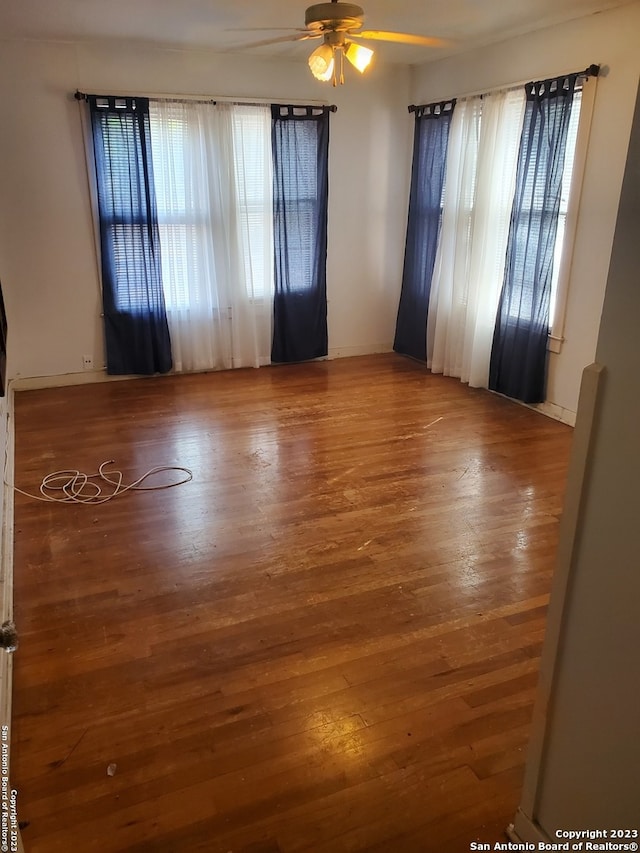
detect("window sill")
(548, 335), (563, 354)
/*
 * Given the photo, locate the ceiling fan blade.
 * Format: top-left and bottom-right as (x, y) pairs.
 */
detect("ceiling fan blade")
(231, 32), (319, 49)
(225, 27), (309, 32)
(353, 30), (452, 48)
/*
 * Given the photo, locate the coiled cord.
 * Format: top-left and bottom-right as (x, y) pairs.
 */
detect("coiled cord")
(13, 460), (193, 505)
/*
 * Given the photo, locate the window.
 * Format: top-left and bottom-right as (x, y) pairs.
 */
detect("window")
(93, 102), (162, 315)
(88, 95), (173, 375)
(273, 119), (321, 294)
(501, 87), (584, 334)
(547, 84), (594, 353)
(88, 94), (331, 373)
(231, 106), (273, 302)
(489, 73), (587, 403)
(149, 102), (273, 313)
(149, 108), (199, 312)
(549, 88), (582, 327)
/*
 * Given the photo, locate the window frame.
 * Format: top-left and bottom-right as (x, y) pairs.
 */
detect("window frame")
(547, 79), (597, 354)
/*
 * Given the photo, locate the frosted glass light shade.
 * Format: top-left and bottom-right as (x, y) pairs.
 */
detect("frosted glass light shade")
(309, 44), (335, 81)
(345, 41), (373, 73)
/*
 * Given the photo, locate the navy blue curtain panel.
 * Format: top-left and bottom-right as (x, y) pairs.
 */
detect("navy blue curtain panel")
(89, 96), (172, 375)
(271, 105), (330, 363)
(489, 75), (577, 403)
(394, 101), (455, 362)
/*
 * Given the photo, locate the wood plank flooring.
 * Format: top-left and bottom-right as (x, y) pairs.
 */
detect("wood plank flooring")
(11, 354), (573, 852)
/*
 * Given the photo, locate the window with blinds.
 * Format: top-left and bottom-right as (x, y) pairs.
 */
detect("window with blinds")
(549, 87), (582, 328)
(148, 101), (273, 313)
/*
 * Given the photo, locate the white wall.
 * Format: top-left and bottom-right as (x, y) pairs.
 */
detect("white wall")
(0, 40), (412, 380)
(410, 2), (640, 419)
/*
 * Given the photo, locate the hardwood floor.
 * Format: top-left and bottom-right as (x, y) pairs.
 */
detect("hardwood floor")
(11, 354), (573, 852)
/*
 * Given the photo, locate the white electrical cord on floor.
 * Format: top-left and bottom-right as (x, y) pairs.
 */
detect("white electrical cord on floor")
(12, 460), (193, 505)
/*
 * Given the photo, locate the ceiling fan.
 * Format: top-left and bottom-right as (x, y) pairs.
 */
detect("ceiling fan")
(234, 0), (450, 86)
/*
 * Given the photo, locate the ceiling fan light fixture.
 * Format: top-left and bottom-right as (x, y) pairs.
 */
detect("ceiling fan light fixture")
(308, 43), (335, 81)
(344, 41), (374, 73)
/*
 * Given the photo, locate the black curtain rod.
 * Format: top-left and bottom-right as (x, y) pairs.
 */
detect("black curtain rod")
(407, 63), (600, 113)
(407, 100), (455, 115)
(75, 91), (216, 106)
(584, 63), (601, 78)
(74, 91), (337, 111)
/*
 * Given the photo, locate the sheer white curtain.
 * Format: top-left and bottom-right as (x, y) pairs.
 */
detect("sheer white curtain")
(427, 89), (526, 387)
(427, 97), (481, 379)
(149, 100), (273, 373)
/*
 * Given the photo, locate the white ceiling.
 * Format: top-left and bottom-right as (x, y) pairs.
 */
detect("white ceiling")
(0, 0), (635, 64)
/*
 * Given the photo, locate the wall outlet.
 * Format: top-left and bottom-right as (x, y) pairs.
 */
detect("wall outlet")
(82, 354), (93, 370)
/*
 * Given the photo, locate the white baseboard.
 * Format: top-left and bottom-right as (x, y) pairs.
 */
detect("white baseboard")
(493, 391), (577, 427)
(530, 400), (577, 426)
(508, 809), (552, 844)
(10, 347), (396, 391)
(327, 343), (393, 359)
(10, 369), (128, 391)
